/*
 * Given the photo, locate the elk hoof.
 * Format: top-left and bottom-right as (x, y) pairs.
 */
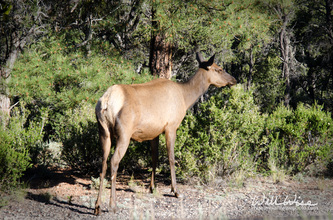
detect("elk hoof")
(94, 206), (101, 216)
(175, 192), (183, 198)
(109, 202), (117, 213)
(110, 205), (117, 213)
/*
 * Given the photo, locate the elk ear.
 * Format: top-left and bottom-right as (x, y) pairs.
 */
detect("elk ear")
(196, 52), (204, 64)
(207, 54), (215, 67)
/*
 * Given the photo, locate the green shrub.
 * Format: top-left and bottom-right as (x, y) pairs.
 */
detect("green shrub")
(54, 101), (102, 173)
(0, 104), (44, 190)
(169, 85), (267, 182)
(266, 103), (333, 174)
(9, 35), (152, 140)
(8, 35), (153, 173)
(9, 35), (152, 109)
(162, 85), (332, 182)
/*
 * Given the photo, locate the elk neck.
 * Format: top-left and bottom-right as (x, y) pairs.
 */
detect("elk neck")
(180, 69), (211, 109)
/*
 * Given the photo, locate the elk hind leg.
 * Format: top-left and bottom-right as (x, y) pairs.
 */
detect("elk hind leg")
(94, 123), (111, 215)
(150, 136), (159, 193)
(109, 134), (130, 212)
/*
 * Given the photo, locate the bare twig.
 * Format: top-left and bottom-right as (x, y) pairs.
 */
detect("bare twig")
(9, 101), (19, 110)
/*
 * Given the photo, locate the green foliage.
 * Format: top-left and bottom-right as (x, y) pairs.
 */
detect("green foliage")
(160, 85), (332, 182)
(55, 102), (100, 173)
(266, 103), (333, 174)
(7, 35), (153, 173)
(138, 0), (274, 57)
(253, 49), (285, 113)
(9, 35), (152, 113)
(293, 0), (333, 110)
(0, 104), (44, 190)
(169, 85), (267, 182)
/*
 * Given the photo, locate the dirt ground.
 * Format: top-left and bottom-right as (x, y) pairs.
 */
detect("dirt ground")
(0, 168), (332, 220)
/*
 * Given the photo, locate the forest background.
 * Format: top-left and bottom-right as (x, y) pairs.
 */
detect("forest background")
(0, 0), (332, 193)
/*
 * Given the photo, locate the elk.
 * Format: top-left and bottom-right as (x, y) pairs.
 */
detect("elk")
(94, 52), (237, 215)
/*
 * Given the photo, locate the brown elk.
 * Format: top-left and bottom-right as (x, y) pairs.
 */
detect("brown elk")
(94, 52), (237, 215)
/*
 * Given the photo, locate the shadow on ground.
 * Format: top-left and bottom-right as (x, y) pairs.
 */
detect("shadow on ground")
(26, 191), (95, 215)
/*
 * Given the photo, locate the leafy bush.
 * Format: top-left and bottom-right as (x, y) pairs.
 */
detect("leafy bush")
(9, 35), (153, 139)
(0, 104), (44, 190)
(8, 35), (153, 173)
(9, 34), (152, 104)
(161, 85), (332, 182)
(55, 102), (100, 173)
(266, 103), (333, 174)
(166, 85), (267, 182)
(253, 50), (285, 113)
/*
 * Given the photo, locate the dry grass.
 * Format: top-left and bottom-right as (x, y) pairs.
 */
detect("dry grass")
(269, 160), (287, 183)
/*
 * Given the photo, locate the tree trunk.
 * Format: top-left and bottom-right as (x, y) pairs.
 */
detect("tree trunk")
(0, 42), (21, 120)
(1, 48), (19, 79)
(149, 5), (172, 79)
(0, 94), (10, 124)
(149, 34), (172, 79)
(280, 14), (292, 107)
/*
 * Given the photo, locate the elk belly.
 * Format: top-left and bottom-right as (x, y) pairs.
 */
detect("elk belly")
(131, 124), (166, 142)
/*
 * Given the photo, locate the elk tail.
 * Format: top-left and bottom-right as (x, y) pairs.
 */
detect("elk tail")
(95, 85), (125, 130)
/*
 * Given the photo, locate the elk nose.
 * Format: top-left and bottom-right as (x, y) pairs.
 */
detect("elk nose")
(229, 77), (237, 87)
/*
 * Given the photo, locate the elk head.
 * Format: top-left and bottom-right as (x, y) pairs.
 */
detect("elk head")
(196, 52), (237, 87)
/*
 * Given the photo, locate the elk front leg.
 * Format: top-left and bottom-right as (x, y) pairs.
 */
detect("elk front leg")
(109, 135), (130, 212)
(150, 136), (159, 193)
(165, 129), (181, 198)
(94, 127), (111, 215)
